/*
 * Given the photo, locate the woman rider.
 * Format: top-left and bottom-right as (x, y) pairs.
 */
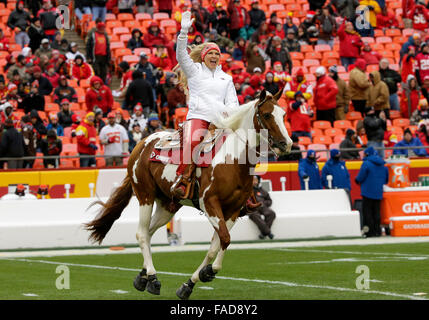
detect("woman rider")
(170, 11), (239, 198)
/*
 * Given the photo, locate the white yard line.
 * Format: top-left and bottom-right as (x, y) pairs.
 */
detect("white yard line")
(1, 236), (429, 258)
(3, 257), (426, 301)
(276, 248), (429, 257)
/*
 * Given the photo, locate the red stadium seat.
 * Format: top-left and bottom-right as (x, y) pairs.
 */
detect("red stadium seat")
(298, 136), (312, 146)
(324, 128), (343, 137)
(312, 135), (332, 145)
(313, 120), (332, 130)
(307, 144), (328, 161)
(392, 118), (410, 128)
(334, 120), (352, 130)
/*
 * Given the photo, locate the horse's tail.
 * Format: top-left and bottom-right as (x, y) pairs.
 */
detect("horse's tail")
(84, 175), (133, 244)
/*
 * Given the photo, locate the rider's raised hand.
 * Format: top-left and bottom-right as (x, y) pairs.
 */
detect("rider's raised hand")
(180, 11), (194, 34)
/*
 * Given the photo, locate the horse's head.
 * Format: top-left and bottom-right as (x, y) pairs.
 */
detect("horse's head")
(254, 89), (292, 156)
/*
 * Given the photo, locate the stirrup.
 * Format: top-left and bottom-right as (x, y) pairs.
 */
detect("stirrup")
(170, 175), (183, 194)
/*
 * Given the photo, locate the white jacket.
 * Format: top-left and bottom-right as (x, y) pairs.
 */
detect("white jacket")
(176, 32), (239, 123)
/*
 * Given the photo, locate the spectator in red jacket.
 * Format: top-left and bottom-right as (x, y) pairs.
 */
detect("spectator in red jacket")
(338, 19), (363, 71)
(227, 0), (250, 41)
(0, 28), (10, 52)
(44, 64), (60, 88)
(313, 66), (339, 125)
(360, 42), (382, 66)
(75, 111), (98, 167)
(401, 45), (416, 83)
(157, 0), (174, 16)
(37, 0), (60, 42)
(70, 55), (94, 83)
(149, 44), (173, 70)
(85, 76), (113, 116)
(407, 2), (429, 32)
(143, 21), (177, 65)
(243, 74), (263, 98)
(376, 7), (399, 30)
(288, 91), (314, 138)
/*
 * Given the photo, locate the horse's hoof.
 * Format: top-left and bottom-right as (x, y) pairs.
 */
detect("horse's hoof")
(199, 264), (217, 282)
(146, 274), (161, 295)
(176, 279), (195, 300)
(133, 269), (148, 292)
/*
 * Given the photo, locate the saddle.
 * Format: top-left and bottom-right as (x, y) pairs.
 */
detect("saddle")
(150, 124), (227, 167)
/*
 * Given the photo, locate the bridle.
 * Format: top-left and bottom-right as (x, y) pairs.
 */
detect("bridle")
(254, 98), (283, 158)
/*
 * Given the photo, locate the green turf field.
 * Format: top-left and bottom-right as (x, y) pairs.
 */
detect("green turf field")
(1, 242), (428, 300)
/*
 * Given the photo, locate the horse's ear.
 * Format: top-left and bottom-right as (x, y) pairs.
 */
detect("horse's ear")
(258, 89), (267, 103)
(273, 86), (283, 101)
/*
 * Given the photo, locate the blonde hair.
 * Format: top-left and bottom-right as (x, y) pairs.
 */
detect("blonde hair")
(175, 42), (219, 96)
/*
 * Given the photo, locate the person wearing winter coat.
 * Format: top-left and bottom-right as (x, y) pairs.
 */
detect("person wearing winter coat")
(368, 70), (390, 116)
(76, 111), (98, 167)
(266, 36), (292, 73)
(39, 128), (62, 168)
(338, 19), (363, 70)
(30, 65), (53, 96)
(262, 72), (279, 96)
(247, 0), (266, 35)
(328, 65), (350, 120)
(360, 42), (382, 66)
(7, 1), (31, 47)
(393, 128), (428, 157)
(401, 75), (421, 119)
(284, 29), (301, 53)
(53, 76), (78, 105)
(19, 81), (45, 114)
(57, 99), (74, 128)
(313, 66), (338, 125)
(0, 118), (25, 169)
(127, 28), (145, 52)
(29, 109), (47, 137)
(349, 58), (370, 116)
(125, 70), (155, 114)
(288, 91), (313, 138)
(37, 0), (59, 42)
(298, 149), (322, 190)
(379, 59), (401, 112)
(86, 22), (110, 83)
(247, 175), (276, 240)
(340, 128), (361, 160)
(227, 0), (250, 41)
(284, 68), (313, 101)
(321, 149), (351, 191)
(70, 55), (94, 82)
(313, 8), (337, 47)
(27, 17), (44, 54)
(410, 98), (429, 125)
(363, 107), (386, 158)
(376, 6), (399, 29)
(46, 113), (64, 137)
(355, 146), (388, 237)
(209, 2), (230, 35)
(85, 75), (113, 115)
(245, 42), (266, 74)
(327, 0), (359, 21)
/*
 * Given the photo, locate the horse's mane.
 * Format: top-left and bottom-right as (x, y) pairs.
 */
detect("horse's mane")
(213, 100), (257, 131)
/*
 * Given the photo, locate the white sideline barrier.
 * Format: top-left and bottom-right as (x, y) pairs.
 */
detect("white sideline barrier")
(174, 189), (362, 243)
(0, 189), (361, 249)
(0, 197), (169, 250)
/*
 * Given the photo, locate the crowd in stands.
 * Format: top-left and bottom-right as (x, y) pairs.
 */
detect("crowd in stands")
(1, 0), (429, 170)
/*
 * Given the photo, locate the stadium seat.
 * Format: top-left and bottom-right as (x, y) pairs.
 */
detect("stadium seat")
(160, 19), (176, 29)
(110, 41), (125, 50)
(300, 45), (313, 53)
(311, 128), (323, 136)
(315, 44), (331, 52)
(153, 12), (170, 21)
(313, 120), (332, 130)
(105, 13), (117, 21)
(118, 13), (134, 21)
(124, 20), (142, 30)
(389, 110), (401, 119)
(60, 159), (75, 168)
(333, 120), (352, 130)
(324, 128), (343, 137)
(329, 143), (340, 150)
(298, 136), (312, 146)
(64, 127), (73, 138)
(174, 107), (188, 129)
(113, 27), (130, 35)
(389, 126), (403, 136)
(304, 52), (322, 60)
(312, 135), (332, 145)
(346, 111), (363, 121)
(376, 36), (392, 44)
(333, 135), (345, 144)
(269, 4), (285, 11)
(385, 29), (401, 37)
(392, 118), (410, 128)
(62, 144), (77, 154)
(106, 20), (123, 29)
(122, 55), (139, 64)
(135, 13), (152, 21)
(45, 103), (60, 113)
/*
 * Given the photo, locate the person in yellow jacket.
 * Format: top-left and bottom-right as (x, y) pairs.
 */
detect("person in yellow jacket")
(284, 68), (313, 101)
(358, 0), (381, 28)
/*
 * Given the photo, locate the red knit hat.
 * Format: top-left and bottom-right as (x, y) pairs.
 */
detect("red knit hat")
(296, 68), (304, 77)
(201, 43), (221, 61)
(107, 112), (116, 118)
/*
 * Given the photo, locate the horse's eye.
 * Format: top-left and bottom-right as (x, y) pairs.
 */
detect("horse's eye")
(263, 113), (272, 120)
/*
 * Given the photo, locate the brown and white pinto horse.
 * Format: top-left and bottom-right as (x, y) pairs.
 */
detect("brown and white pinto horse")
(84, 89), (292, 299)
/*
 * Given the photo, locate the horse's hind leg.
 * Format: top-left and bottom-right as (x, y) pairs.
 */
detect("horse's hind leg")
(134, 202), (162, 295)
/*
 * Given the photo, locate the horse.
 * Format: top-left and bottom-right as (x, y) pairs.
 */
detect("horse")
(84, 89), (292, 299)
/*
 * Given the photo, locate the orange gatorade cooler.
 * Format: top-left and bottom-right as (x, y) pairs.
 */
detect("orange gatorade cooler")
(385, 156), (410, 188)
(389, 216), (429, 236)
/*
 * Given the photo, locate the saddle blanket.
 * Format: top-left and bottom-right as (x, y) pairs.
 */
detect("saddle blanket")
(149, 130), (228, 167)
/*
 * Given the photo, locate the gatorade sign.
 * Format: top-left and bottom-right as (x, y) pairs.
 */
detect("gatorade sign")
(402, 202), (429, 214)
